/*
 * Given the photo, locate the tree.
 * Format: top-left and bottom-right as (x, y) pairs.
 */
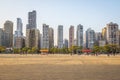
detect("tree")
(99, 46), (104, 54)
(13, 48), (18, 54)
(62, 47), (69, 54)
(27, 49), (32, 54)
(0, 46), (6, 53)
(49, 47), (69, 54)
(77, 46), (83, 54)
(22, 47), (29, 54)
(69, 46), (83, 55)
(117, 46), (120, 54)
(104, 44), (111, 56)
(93, 45), (100, 56)
(110, 44), (118, 56)
(103, 44), (118, 56)
(31, 47), (38, 54)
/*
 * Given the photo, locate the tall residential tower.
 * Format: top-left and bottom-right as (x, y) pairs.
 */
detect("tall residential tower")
(15, 18), (23, 36)
(27, 10), (36, 29)
(42, 24), (49, 49)
(4, 20), (13, 48)
(49, 28), (54, 48)
(106, 22), (119, 45)
(26, 10), (40, 48)
(14, 18), (25, 48)
(69, 25), (74, 48)
(85, 28), (95, 49)
(76, 24), (83, 47)
(58, 25), (63, 48)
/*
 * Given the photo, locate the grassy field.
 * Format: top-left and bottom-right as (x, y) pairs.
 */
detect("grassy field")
(0, 54), (120, 80)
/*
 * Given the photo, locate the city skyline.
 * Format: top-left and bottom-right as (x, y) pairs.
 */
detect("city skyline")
(0, 12), (119, 49)
(0, 0), (120, 45)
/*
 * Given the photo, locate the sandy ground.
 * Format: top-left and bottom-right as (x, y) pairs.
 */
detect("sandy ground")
(0, 54), (120, 80)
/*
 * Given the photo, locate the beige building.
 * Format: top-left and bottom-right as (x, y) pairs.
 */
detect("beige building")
(69, 25), (74, 48)
(106, 22), (119, 45)
(49, 28), (54, 48)
(26, 29), (40, 48)
(14, 37), (25, 48)
(116, 30), (120, 46)
(102, 27), (107, 40)
(4, 20), (13, 48)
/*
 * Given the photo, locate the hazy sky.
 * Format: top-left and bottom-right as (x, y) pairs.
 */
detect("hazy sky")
(0, 0), (120, 45)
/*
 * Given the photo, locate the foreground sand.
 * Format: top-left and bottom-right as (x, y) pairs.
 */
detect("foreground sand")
(0, 54), (120, 80)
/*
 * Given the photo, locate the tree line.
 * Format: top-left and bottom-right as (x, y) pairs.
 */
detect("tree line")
(0, 44), (119, 56)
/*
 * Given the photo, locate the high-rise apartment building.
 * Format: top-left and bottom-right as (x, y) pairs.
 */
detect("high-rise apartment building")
(116, 30), (120, 46)
(26, 29), (40, 48)
(95, 32), (102, 46)
(26, 10), (40, 49)
(14, 36), (25, 48)
(95, 32), (102, 41)
(64, 39), (68, 48)
(85, 28), (95, 49)
(106, 22), (119, 45)
(14, 18), (24, 48)
(58, 25), (63, 48)
(40, 34), (43, 48)
(69, 25), (74, 48)
(15, 18), (23, 37)
(42, 24), (49, 49)
(4, 20), (13, 48)
(0, 28), (4, 46)
(27, 10), (36, 29)
(49, 28), (54, 48)
(102, 27), (107, 40)
(76, 24), (83, 47)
